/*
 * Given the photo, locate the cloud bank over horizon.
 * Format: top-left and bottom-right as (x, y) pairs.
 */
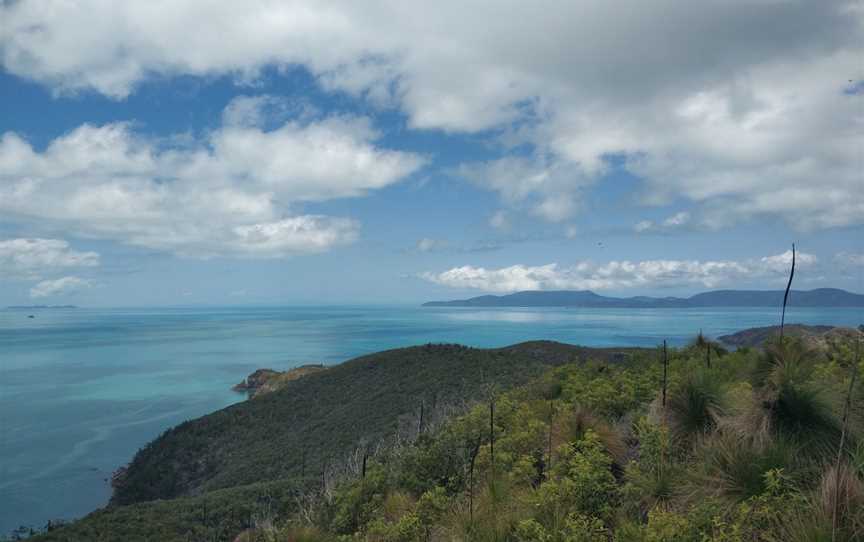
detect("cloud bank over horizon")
(421, 250), (820, 293)
(0, 1), (860, 303)
(3, 0), (861, 234)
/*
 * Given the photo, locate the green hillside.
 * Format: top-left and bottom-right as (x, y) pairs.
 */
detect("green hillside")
(21, 332), (863, 541)
(110, 342), (639, 506)
(243, 334), (863, 541)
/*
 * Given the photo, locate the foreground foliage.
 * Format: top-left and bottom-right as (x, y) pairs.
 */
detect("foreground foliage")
(21, 334), (863, 541)
(267, 336), (863, 541)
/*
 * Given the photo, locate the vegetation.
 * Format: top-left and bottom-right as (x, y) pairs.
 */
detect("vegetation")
(261, 334), (860, 542)
(20, 328), (862, 542)
(109, 342), (642, 506)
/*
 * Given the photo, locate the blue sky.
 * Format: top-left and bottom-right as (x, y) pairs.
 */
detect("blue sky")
(0, 1), (862, 306)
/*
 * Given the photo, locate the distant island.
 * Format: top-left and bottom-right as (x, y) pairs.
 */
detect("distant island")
(423, 287), (864, 308)
(6, 305), (78, 309)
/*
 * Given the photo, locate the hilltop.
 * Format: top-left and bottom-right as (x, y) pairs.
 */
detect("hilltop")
(29, 329), (864, 542)
(25, 341), (644, 541)
(423, 287), (864, 308)
(719, 323), (864, 351)
(110, 341), (642, 506)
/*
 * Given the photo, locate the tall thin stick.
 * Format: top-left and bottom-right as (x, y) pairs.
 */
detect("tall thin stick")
(780, 243), (796, 340)
(418, 401), (425, 436)
(662, 340), (668, 409)
(300, 447), (306, 478)
(832, 337), (859, 542)
(547, 399), (554, 475)
(321, 457), (327, 492)
(468, 437), (481, 525)
(489, 397), (495, 474)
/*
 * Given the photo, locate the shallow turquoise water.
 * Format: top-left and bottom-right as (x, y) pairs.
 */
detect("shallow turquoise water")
(1, 304), (862, 533)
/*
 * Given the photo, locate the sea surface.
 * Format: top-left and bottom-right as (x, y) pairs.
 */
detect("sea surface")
(1, 304), (862, 534)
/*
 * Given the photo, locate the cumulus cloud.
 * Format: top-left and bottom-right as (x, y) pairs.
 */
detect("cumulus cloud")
(421, 251), (815, 293)
(0, 98), (423, 257)
(29, 276), (92, 298)
(415, 238), (449, 253)
(834, 252), (864, 270)
(634, 212), (692, 233)
(1, 1), (861, 229)
(489, 210), (510, 231)
(0, 238), (99, 279)
(459, 157), (589, 222)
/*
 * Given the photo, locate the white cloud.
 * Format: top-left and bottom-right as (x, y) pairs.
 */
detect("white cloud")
(459, 157), (589, 222)
(421, 251), (817, 293)
(664, 212), (691, 228)
(1, 1), (861, 229)
(0, 98), (423, 257)
(834, 252), (864, 269)
(29, 276), (92, 298)
(634, 220), (655, 233)
(759, 249), (817, 274)
(633, 211), (692, 233)
(489, 210), (510, 231)
(415, 238), (449, 253)
(0, 238), (99, 279)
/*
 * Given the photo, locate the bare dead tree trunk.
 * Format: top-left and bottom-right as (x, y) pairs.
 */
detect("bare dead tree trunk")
(321, 457), (327, 493)
(547, 398), (554, 476)
(418, 400), (425, 436)
(780, 243), (796, 340)
(300, 447), (306, 478)
(468, 437), (481, 526)
(704, 330), (711, 369)
(662, 340), (668, 409)
(833, 337), (859, 542)
(489, 397), (495, 475)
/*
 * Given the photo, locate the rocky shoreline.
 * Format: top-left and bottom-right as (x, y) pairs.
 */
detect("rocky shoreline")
(232, 364), (327, 398)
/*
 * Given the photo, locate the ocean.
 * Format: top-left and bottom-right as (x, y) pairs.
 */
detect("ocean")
(1, 304), (862, 534)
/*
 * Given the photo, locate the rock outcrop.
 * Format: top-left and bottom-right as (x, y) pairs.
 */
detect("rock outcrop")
(232, 365), (326, 398)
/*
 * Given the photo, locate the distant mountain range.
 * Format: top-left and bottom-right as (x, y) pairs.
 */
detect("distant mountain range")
(423, 288), (864, 308)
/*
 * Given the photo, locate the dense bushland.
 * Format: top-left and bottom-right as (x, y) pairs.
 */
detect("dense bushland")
(111, 341), (623, 505)
(256, 336), (863, 541)
(20, 333), (863, 541)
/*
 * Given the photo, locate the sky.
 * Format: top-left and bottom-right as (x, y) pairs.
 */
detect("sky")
(0, 0), (862, 306)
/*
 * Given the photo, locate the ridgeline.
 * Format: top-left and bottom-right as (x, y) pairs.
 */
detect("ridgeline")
(423, 288), (864, 308)
(21, 326), (864, 542)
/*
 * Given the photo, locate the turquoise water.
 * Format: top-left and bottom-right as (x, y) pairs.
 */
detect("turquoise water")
(1, 304), (862, 533)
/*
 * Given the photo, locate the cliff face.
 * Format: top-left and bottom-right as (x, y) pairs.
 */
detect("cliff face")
(232, 369), (280, 393)
(233, 365), (327, 398)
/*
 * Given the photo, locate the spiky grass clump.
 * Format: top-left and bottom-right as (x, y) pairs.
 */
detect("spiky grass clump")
(665, 370), (725, 445)
(768, 381), (842, 458)
(558, 405), (627, 467)
(744, 338), (844, 460)
(816, 464), (864, 540)
(621, 460), (679, 515)
(692, 432), (797, 502)
(443, 477), (528, 542)
(273, 525), (336, 542)
(774, 464), (864, 542)
(752, 337), (815, 388)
